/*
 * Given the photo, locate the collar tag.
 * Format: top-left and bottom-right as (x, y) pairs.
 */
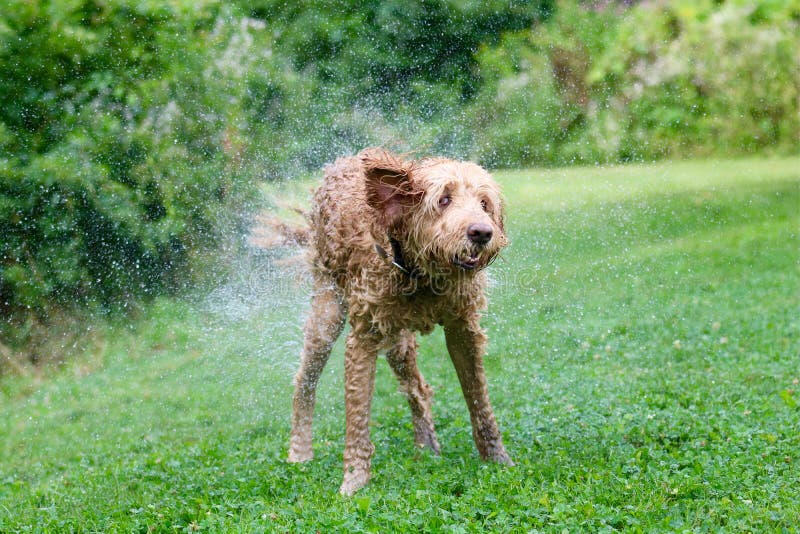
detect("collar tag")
(391, 260), (410, 275)
(375, 241), (417, 277)
(375, 243), (389, 260)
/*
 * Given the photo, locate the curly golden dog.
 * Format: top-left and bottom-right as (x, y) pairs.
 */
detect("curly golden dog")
(286, 148), (512, 494)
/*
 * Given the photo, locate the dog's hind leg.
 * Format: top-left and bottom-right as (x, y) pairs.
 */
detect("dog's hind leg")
(386, 330), (440, 454)
(288, 281), (345, 463)
(444, 317), (513, 465)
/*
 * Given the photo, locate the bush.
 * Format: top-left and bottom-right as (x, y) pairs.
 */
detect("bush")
(0, 1), (256, 352)
(2, 0), (799, 360)
(466, 2), (625, 167)
(1, 0), (555, 357)
(591, 0), (800, 160)
(467, 0), (800, 166)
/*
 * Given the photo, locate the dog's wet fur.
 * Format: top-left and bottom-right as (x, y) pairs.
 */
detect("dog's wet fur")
(286, 148), (512, 494)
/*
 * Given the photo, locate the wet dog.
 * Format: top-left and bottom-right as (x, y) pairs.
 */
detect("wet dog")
(286, 148), (512, 494)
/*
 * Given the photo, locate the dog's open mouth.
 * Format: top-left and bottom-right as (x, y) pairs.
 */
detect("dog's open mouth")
(452, 253), (481, 270)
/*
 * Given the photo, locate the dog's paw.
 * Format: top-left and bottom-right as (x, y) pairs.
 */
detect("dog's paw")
(415, 433), (441, 456)
(482, 443), (514, 466)
(492, 449), (514, 466)
(497, 455), (515, 466)
(287, 448), (314, 463)
(413, 423), (441, 455)
(339, 468), (370, 496)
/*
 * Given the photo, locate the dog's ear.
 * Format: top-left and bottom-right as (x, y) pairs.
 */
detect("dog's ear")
(362, 149), (420, 226)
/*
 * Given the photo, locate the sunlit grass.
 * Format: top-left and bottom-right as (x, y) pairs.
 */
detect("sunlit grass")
(1, 156), (799, 531)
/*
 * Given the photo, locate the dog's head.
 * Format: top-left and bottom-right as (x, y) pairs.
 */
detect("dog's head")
(363, 149), (508, 277)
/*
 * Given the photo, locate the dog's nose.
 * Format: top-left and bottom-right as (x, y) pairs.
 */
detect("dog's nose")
(467, 223), (493, 245)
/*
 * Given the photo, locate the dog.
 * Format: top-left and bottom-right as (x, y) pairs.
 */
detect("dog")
(286, 148), (512, 495)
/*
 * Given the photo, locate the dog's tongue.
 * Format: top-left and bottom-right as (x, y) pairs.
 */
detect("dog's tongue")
(461, 255), (479, 268)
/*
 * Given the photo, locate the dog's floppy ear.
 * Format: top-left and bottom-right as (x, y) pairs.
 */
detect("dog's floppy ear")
(362, 149), (420, 226)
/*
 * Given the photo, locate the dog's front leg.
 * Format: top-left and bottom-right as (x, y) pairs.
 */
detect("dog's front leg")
(444, 317), (513, 465)
(340, 329), (379, 495)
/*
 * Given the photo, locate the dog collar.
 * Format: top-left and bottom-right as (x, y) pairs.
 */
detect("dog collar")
(375, 236), (423, 279)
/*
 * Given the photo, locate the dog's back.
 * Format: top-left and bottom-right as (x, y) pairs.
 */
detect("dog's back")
(306, 152), (377, 282)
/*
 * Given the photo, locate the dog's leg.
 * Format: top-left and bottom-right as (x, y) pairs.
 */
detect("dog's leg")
(444, 317), (513, 464)
(288, 283), (345, 463)
(386, 330), (440, 454)
(340, 329), (379, 495)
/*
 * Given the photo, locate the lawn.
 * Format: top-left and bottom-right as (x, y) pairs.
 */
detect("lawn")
(1, 156), (799, 532)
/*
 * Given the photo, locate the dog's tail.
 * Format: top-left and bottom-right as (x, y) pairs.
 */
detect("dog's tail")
(248, 209), (310, 250)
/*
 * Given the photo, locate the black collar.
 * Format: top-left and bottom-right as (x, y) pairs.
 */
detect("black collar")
(375, 235), (423, 279)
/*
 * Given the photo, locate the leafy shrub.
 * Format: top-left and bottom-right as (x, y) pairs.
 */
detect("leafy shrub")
(467, 0), (800, 166)
(0, 1), (256, 353)
(1, 0), (799, 361)
(465, 4), (619, 167)
(591, 0), (800, 160)
(239, 0), (554, 102)
(234, 0), (556, 172)
(0, 0), (556, 358)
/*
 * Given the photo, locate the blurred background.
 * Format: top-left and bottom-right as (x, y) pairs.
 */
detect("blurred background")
(1, 0), (799, 367)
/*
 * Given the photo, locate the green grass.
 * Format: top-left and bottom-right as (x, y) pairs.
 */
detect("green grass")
(2, 156), (799, 532)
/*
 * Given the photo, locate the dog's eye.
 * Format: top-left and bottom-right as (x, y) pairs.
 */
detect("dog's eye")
(438, 195), (451, 208)
(480, 199), (488, 212)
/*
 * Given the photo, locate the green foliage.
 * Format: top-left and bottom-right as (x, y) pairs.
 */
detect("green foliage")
(0, 0), (555, 351)
(232, 0), (555, 173)
(240, 0), (554, 102)
(2, 0), (799, 354)
(2, 157), (799, 530)
(469, 0), (800, 165)
(469, 5), (618, 167)
(0, 1), (256, 346)
(592, 0), (800, 160)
